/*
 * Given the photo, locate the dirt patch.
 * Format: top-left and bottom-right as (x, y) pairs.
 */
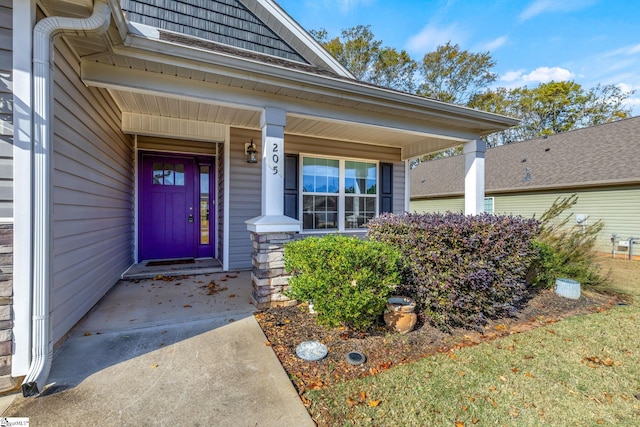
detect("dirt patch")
(255, 289), (625, 395)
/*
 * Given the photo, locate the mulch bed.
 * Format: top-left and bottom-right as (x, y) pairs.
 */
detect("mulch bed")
(255, 289), (625, 396)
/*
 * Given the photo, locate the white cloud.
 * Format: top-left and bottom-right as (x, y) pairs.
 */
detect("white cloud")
(521, 67), (575, 83)
(498, 67), (575, 88)
(501, 70), (525, 83)
(519, 0), (597, 21)
(405, 23), (464, 53)
(479, 35), (508, 52)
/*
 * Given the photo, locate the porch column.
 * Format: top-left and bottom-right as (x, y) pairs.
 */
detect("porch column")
(246, 107), (300, 308)
(464, 139), (487, 215)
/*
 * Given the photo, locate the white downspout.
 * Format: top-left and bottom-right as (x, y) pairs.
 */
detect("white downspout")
(22, 1), (112, 397)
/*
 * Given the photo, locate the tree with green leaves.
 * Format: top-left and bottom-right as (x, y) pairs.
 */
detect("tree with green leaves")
(469, 81), (633, 146)
(311, 25), (381, 81)
(418, 42), (498, 105)
(311, 26), (634, 152)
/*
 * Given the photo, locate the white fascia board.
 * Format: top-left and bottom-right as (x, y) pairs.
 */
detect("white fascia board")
(82, 61), (481, 142)
(252, 0), (354, 78)
(111, 37), (518, 133)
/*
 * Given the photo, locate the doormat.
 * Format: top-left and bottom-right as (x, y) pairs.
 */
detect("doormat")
(146, 258), (196, 267)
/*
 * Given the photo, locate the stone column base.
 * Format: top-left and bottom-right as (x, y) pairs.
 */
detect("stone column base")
(249, 231), (298, 309)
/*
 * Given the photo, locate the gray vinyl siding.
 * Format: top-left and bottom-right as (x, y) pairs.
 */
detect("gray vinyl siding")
(228, 128), (261, 270)
(411, 186), (640, 253)
(410, 197), (465, 214)
(0, 1), (12, 219)
(51, 38), (134, 344)
(227, 129), (406, 268)
(137, 135), (217, 155)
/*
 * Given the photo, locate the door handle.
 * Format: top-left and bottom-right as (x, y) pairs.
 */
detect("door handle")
(188, 214), (194, 223)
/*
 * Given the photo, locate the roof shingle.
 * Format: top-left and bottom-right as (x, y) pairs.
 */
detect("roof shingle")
(411, 116), (640, 198)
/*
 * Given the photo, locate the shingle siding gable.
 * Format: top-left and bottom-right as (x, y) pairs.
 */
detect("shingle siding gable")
(120, 0), (308, 63)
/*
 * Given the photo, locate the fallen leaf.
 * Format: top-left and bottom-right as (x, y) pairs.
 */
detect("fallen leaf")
(512, 367), (519, 373)
(487, 397), (498, 408)
(472, 418), (479, 425)
(525, 372), (533, 378)
(461, 405), (468, 411)
(499, 375), (507, 382)
(265, 341), (271, 346)
(183, 304), (192, 308)
(346, 397), (359, 407)
(226, 274), (238, 279)
(524, 355), (534, 360)
(360, 391), (366, 401)
(604, 392), (612, 404)
(229, 294), (236, 298)
(495, 324), (507, 331)
(368, 400), (382, 407)
(458, 371), (466, 376)
(83, 332), (92, 336)
(174, 283), (181, 286)
(151, 364), (159, 369)
(455, 421), (464, 427)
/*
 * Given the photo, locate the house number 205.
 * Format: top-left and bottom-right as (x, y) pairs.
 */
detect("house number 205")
(272, 142), (279, 175)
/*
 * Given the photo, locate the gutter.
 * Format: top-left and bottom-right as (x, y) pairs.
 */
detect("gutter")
(22, 0), (112, 398)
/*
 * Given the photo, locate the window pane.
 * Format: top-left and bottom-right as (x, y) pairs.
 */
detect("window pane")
(302, 195), (337, 231)
(200, 165), (210, 245)
(153, 163), (163, 185)
(345, 195), (376, 229)
(345, 161), (376, 195)
(175, 164), (185, 186)
(163, 164), (175, 185)
(303, 157), (339, 194)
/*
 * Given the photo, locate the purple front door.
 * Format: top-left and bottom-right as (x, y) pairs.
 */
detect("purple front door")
(139, 153), (215, 260)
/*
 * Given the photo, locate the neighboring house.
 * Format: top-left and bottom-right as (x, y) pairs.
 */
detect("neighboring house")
(3, 0), (517, 395)
(411, 116), (640, 255)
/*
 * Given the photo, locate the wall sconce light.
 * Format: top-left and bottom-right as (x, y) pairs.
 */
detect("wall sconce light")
(245, 139), (258, 163)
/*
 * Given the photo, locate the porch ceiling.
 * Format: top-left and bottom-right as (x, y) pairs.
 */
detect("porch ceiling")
(107, 89), (465, 158)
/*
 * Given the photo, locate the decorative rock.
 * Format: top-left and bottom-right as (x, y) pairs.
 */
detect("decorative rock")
(296, 341), (328, 361)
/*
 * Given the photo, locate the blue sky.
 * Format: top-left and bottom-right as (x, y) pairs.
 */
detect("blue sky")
(276, 0), (640, 114)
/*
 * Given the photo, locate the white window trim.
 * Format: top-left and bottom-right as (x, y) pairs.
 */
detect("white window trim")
(484, 196), (495, 214)
(299, 153), (379, 234)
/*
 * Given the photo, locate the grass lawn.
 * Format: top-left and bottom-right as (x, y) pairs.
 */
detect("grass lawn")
(305, 257), (640, 426)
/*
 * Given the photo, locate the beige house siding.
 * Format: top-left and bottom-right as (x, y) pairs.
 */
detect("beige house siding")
(51, 38), (134, 344)
(137, 135), (217, 155)
(411, 186), (640, 253)
(494, 187), (640, 252)
(411, 197), (465, 214)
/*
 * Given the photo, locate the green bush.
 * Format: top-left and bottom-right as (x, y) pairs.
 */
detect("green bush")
(530, 194), (607, 288)
(284, 234), (401, 330)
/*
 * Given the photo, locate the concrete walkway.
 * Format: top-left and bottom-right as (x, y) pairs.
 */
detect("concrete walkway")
(3, 272), (314, 426)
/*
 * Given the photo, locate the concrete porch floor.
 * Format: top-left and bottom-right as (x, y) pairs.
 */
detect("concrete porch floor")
(3, 271), (314, 426)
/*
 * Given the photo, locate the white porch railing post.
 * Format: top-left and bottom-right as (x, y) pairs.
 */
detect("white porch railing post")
(464, 139), (487, 215)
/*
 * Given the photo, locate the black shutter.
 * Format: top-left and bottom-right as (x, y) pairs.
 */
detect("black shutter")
(379, 162), (393, 214)
(284, 154), (299, 219)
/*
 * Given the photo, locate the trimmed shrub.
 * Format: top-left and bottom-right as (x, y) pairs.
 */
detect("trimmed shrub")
(284, 234), (401, 330)
(530, 194), (607, 288)
(368, 212), (540, 330)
